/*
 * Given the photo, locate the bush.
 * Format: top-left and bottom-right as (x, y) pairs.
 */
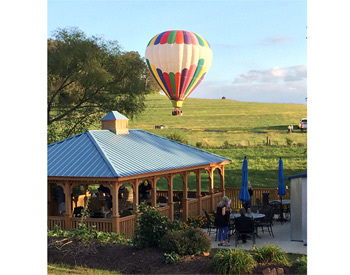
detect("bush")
(286, 137), (293, 146)
(132, 203), (179, 249)
(48, 223), (130, 245)
(184, 215), (207, 228)
(160, 227), (211, 256)
(166, 131), (188, 144)
(292, 255), (307, 274)
(252, 244), (290, 266)
(162, 252), (181, 264)
(210, 248), (257, 274)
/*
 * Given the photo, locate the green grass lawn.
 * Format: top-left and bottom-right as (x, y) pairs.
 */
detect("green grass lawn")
(128, 94), (307, 148)
(127, 94), (307, 189)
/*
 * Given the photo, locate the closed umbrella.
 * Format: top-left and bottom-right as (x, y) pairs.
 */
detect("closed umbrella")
(277, 157), (286, 222)
(239, 156), (250, 209)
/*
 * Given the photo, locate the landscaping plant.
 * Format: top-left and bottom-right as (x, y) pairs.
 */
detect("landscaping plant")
(160, 227), (211, 256)
(161, 252), (181, 264)
(210, 248), (257, 274)
(132, 203), (182, 249)
(48, 223), (130, 244)
(292, 255), (307, 274)
(252, 244), (291, 266)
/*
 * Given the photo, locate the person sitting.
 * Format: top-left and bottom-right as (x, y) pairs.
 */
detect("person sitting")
(235, 208), (254, 243)
(139, 180), (152, 202)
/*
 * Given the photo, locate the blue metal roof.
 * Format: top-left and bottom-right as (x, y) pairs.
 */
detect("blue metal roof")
(287, 173), (307, 180)
(101, 111), (128, 121)
(48, 129), (230, 178)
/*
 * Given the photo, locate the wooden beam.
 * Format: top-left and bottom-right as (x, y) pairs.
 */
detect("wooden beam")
(196, 169), (202, 216)
(111, 182), (120, 234)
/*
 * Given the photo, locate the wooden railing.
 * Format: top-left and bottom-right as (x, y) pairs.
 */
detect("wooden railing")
(202, 196), (211, 212)
(158, 205), (171, 218)
(71, 217), (112, 232)
(48, 188), (288, 237)
(48, 216), (65, 229)
(188, 199), (198, 216)
(119, 214), (136, 239)
(225, 188), (290, 211)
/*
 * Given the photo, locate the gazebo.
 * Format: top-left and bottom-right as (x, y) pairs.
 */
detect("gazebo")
(48, 111), (230, 238)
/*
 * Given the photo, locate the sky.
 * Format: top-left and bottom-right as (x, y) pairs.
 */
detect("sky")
(47, 0), (307, 104)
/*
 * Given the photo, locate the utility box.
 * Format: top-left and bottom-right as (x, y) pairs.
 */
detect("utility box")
(289, 173), (307, 243)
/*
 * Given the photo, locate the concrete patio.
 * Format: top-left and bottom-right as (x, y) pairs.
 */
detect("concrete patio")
(207, 220), (307, 255)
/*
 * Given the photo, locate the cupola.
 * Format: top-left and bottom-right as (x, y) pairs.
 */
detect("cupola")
(101, 111), (129, 135)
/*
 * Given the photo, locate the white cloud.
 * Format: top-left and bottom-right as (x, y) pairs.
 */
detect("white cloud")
(261, 35), (294, 45)
(234, 65), (307, 84)
(192, 78), (307, 104)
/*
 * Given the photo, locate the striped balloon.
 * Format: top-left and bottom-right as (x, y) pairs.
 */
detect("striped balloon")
(145, 30), (212, 109)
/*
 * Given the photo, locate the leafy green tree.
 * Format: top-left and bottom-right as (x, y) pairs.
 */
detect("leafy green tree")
(48, 27), (156, 143)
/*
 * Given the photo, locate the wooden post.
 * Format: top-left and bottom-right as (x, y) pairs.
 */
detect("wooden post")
(112, 182), (120, 234)
(196, 170), (202, 216)
(63, 181), (72, 231)
(219, 166), (226, 197)
(182, 172), (188, 222)
(84, 184), (89, 208)
(208, 168), (215, 212)
(133, 179), (140, 213)
(151, 177), (157, 207)
(168, 175), (174, 221)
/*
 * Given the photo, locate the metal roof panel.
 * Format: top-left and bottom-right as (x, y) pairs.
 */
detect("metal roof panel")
(48, 129), (230, 178)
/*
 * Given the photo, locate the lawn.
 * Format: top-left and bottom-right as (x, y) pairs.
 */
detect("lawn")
(125, 94), (307, 189)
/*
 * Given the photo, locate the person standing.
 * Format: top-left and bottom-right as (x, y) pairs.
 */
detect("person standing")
(243, 181), (253, 211)
(216, 196), (231, 246)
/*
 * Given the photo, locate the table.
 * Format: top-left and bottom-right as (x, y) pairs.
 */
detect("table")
(230, 213), (265, 238)
(230, 213), (265, 220)
(269, 200), (291, 223)
(269, 199), (290, 205)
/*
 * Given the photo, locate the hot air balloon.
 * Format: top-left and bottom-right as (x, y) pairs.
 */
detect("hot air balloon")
(145, 30), (212, 115)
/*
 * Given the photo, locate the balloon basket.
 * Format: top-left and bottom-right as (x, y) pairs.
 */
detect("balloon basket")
(172, 108), (183, 116)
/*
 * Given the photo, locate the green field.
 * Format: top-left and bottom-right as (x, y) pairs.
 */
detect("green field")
(128, 94), (307, 148)
(127, 94), (307, 189)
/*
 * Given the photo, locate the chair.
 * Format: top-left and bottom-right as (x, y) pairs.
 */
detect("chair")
(227, 219), (235, 242)
(158, 196), (167, 203)
(234, 216), (255, 246)
(203, 209), (218, 241)
(174, 201), (181, 220)
(255, 198), (262, 206)
(73, 206), (83, 217)
(250, 205), (261, 213)
(256, 207), (275, 237)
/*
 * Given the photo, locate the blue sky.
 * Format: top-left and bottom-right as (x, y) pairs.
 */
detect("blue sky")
(48, 0), (307, 104)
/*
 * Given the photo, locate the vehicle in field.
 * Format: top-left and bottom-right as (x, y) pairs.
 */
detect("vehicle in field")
(298, 118), (307, 130)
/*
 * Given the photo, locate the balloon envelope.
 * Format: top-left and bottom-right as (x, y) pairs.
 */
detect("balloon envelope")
(145, 30), (212, 108)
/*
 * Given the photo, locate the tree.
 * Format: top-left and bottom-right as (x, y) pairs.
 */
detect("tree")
(48, 27), (156, 143)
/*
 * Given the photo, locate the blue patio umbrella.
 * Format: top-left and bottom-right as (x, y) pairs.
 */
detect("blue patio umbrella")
(278, 158), (286, 197)
(239, 156), (250, 204)
(277, 157), (286, 222)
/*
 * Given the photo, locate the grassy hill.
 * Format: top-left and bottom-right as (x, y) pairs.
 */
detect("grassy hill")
(127, 94), (307, 189)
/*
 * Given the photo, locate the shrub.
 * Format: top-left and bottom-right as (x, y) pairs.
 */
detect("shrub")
(132, 203), (175, 249)
(252, 244), (290, 266)
(48, 223), (130, 245)
(285, 137), (293, 146)
(292, 255), (307, 274)
(210, 248), (257, 275)
(196, 141), (203, 148)
(184, 215), (207, 228)
(160, 227), (211, 256)
(162, 252), (181, 264)
(166, 131), (188, 144)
